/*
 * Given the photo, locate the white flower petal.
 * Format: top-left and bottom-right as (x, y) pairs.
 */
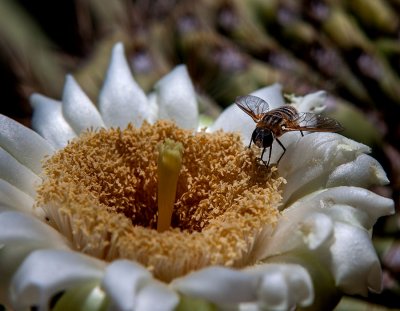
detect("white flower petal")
(10, 249), (105, 311)
(146, 92), (159, 124)
(256, 264), (313, 310)
(258, 269), (289, 310)
(0, 114), (54, 174)
(299, 212), (334, 250)
(296, 186), (394, 229)
(0, 211), (69, 248)
(154, 65), (198, 129)
(258, 207), (334, 258)
(172, 266), (258, 305)
(0, 211), (70, 305)
(101, 260), (152, 311)
(98, 42), (149, 128)
(288, 91), (327, 113)
(0, 179), (35, 212)
(327, 153), (389, 187)
(330, 223), (382, 295)
(251, 83), (285, 109)
(279, 133), (371, 206)
(0, 147), (41, 197)
(135, 281), (179, 311)
(62, 75), (105, 134)
(30, 94), (77, 149)
(207, 104), (255, 146)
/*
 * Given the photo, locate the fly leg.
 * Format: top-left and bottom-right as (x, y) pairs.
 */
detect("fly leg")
(300, 130), (304, 137)
(260, 147), (272, 167)
(275, 138), (287, 164)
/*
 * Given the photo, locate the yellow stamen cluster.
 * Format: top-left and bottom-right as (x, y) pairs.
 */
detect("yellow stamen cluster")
(37, 120), (284, 281)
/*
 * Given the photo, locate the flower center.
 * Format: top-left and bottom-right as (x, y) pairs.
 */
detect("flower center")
(36, 120), (284, 282)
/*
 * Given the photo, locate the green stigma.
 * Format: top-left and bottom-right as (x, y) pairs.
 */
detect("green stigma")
(157, 138), (184, 232)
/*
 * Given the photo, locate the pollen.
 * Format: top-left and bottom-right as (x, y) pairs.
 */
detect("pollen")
(36, 120), (285, 282)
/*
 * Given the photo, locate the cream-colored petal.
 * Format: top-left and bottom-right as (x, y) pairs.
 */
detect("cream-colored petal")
(172, 267), (258, 305)
(62, 75), (105, 134)
(257, 208), (334, 258)
(0, 114), (54, 174)
(327, 153), (389, 187)
(154, 65), (198, 129)
(329, 223), (382, 296)
(298, 212), (334, 250)
(0, 179), (35, 213)
(0, 147), (41, 198)
(135, 281), (179, 311)
(288, 91), (327, 113)
(101, 260), (152, 311)
(30, 94), (77, 149)
(0, 211), (69, 248)
(172, 264), (311, 310)
(249, 264), (314, 310)
(251, 83), (285, 109)
(98, 43), (149, 128)
(295, 186), (394, 229)
(146, 92), (159, 124)
(278, 133), (371, 206)
(0, 211), (70, 305)
(208, 104), (255, 146)
(10, 249), (105, 311)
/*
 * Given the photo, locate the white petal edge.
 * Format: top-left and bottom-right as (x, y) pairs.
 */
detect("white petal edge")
(0, 179), (35, 213)
(249, 264), (314, 310)
(98, 42), (149, 128)
(146, 92), (159, 124)
(62, 75), (106, 134)
(251, 84), (285, 109)
(172, 266), (258, 305)
(289, 90), (327, 113)
(0, 147), (41, 198)
(10, 249), (105, 311)
(0, 114), (54, 174)
(256, 209), (334, 259)
(294, 186), (394, 229)
(0, 210), (69, 249)
(278, 133), (371, 206)
(101, 260), (152, 311)
(154, 65), (198, 129)
(30, 94), (77, 149)
(0, 211), (70, 305)
(135, 281), (179, 311)
(329, 223), (382, 295)
(173, 264), (313, 310)
(327, 153), (389, 187)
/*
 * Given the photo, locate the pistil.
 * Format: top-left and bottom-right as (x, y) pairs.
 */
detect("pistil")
(157, 139), (184, 233)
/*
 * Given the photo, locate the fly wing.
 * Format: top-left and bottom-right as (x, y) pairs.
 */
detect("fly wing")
(285, 112), (344, 132)
(235, 95), (270, 122)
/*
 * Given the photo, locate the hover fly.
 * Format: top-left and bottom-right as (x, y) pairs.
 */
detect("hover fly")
(235, 94), (343, 166)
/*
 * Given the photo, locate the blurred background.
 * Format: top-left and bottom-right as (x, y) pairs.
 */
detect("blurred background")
(0, 0), (399, 309)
